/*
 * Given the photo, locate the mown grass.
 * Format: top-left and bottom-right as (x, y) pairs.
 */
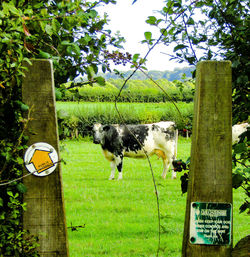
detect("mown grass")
(61, 137), (248, 257)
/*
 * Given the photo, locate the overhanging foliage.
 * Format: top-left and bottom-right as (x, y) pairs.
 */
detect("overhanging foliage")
(0, 0), (123, 255)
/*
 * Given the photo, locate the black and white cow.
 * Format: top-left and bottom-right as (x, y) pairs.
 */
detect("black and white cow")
(93, 121), (178, 180)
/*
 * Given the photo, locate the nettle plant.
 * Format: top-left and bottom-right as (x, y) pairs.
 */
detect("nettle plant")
(0, 0), (124, 255)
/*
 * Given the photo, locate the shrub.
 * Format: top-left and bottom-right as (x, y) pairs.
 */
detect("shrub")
(56, 102), (194, 139)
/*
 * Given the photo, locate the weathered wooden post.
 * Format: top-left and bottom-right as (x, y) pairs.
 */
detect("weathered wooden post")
(182, 61), (232, 257)
(22, 60), (69, 256)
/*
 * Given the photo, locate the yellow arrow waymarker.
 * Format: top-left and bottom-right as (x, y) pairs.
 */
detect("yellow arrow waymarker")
(24, 142), (58, 177)
(29, 149), (54, 173)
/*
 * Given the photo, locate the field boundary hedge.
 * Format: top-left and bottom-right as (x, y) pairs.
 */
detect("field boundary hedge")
(59, 78), (195, 103)
(56, 102), (193, 139)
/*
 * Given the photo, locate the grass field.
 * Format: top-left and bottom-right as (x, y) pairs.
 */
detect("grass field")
(60, 137), (248, 257)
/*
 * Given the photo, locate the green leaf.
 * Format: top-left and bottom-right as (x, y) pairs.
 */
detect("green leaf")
(21, 103), (29, 112)
(132, 53), (140, 62)
(16, 157), (24, 165)
(0, 212), (5, 220)
(41, 8), (48, 16)
(232, 173), (244, 189)
(95, 76), (105, 86)
(17, 183), (27, 194)
(71, 43), (81, 56)
(234, 143), (247, 154)
(187, 18), (195, 25)
(2, 2), (20, 16)
(146, 16), (157, 25)
(174, 44), (187, 52)
(101, 65), (106, 73)
(239, 201), (250, 213)
(61, 40), (71, 46)
(84, 34), (92, 43)
(7, 191), (14, 197)
(55, 88), (63, 100)
(38, 50), (51, 59)
(88, 10), (97, 19)
(45, 24), (53, 36)
(144, 31), (152, 41)
(52, 19), (61, 33)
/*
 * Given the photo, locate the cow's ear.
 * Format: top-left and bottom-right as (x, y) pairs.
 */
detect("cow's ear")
(103, 125), (111, 131)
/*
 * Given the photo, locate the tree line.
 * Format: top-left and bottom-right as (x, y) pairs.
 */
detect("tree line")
(97, 66), (194, 81)
(59, 78), (195, 103)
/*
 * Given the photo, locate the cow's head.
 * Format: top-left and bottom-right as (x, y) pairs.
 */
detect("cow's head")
(93, 123), (102, 144)
(93, 123), (112, 144)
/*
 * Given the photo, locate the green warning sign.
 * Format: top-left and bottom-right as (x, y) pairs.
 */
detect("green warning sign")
(190, 202), (232, 245)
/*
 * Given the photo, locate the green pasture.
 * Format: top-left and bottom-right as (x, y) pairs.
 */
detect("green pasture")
(61, 137), (248, 257)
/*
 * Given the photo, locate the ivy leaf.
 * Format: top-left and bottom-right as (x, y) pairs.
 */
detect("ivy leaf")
(180, 173), (189, 194)
(232, 173), (244, 189)
(239, 201), (250, 214)
(234, 143), (247, 154)
(17, 183), (27, 194)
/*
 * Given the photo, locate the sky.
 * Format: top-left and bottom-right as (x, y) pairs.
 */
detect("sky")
(98, 0), (187, 71)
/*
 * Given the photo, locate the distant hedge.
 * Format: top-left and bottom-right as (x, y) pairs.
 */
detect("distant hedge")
(59, 78), (195, 103)
(56, 102), (193, 139)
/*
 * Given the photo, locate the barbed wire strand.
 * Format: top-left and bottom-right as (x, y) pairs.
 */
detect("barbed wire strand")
(0, 160), (61, 187)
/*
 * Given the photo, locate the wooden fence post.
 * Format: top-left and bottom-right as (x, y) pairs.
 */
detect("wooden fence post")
(22, 60), (69, 257)
(182, 61), (232, 257)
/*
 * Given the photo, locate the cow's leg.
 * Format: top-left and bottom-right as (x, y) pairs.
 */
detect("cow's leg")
(162, 158), (170, 179)
(116, 155), (123, 180)
(171, 168), (177, 179)
(162, 156), (176, 179)
(109, 155), (123, 180)
(109, 161), (116, 180)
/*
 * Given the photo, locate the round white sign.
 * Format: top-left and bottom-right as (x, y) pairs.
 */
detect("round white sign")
(24, 142), (58, 176)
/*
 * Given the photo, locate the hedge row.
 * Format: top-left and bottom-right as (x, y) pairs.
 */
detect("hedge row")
(60, 79), (195, 103)
(57, 102), (193, 139)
